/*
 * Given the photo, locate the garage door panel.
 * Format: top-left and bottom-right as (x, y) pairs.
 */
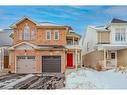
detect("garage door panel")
(17, 56), (36, 73)
(42, 56), (61, 72)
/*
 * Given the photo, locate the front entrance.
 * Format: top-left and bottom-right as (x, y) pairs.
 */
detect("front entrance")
(106, 51), (117, 68)
(67, 53), (73, 67)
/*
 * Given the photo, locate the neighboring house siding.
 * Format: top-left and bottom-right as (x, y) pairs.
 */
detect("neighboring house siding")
(83, 50), (104, 69)
(82, 27), (97, 55)
(110, 24), (127, 44)
(97, 32), (110, 44)
(117, 48), (127, 67)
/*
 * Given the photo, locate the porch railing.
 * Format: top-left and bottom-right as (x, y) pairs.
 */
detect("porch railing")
(99, 60), (116, 69)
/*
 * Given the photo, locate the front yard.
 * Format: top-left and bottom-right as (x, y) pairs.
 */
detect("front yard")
(1, 68), (127, 89)
(65, 68), (127, 89)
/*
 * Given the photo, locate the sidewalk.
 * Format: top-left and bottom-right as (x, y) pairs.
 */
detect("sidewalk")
(0, 69), (9, 77)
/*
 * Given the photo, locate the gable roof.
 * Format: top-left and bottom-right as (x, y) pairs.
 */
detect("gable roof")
(10, 16), (72, 30)
(8, 42), (39, 50)
(111, 18), (127, 23)
(10, 16), (39, 28)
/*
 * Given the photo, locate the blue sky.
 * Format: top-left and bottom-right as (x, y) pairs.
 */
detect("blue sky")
(0, 6), (127, 35)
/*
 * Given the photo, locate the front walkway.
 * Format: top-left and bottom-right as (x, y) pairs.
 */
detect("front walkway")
(65, 68), (127, 89)
(0, 69), (9, 77)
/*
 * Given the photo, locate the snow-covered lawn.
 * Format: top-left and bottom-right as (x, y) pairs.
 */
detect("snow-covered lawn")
(65, 68), (127, 89)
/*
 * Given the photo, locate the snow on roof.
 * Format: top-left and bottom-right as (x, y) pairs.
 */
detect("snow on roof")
(39, 22), (63, 26)
(89, 25), (109, 32)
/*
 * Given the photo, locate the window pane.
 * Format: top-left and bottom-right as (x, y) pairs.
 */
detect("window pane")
(18, 31), (22, 40)
(46, 31), (50, 40)
(55, 32), (58, 40)
(32, 30), (34, 40)
(24, 25), (30, 40)
(111, 53), (115, 59)
(115, 28), (126, 41)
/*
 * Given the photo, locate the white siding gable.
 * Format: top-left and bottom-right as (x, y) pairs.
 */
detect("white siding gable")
(110, 24), (127, 45)
(16, 44), (33, 50)
(82, 26), (97, 55)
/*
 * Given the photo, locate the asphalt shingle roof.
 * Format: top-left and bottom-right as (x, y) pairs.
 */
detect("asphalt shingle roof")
(111, 18), (127, 23)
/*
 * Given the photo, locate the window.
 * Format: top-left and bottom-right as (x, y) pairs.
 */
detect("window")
(111, 53), (115, 59)
(46, 31), (51, 40)
(18, 30), (22, 40)
(115, 28), (126, 42)
(54, 31), (59, 40)
(67, 39), (73, 45)
(24, 25), (30, 40)
(31, 29), (35, 40)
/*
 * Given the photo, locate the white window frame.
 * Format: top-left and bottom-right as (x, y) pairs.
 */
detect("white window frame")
(18, 30), (22, 40)
(46, 31), (51, 40)
(31, 29), (35, 40)
(54, 30), (59, 40)
(115, 28), (126, 42)
(24, 25), (30, 40)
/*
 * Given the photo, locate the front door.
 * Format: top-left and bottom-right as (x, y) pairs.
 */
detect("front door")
(109, 51), (117, 68)
(67, 53), (73, 67)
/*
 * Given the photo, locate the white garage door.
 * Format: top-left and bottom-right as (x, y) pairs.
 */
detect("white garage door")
(17, 56), (36, 73)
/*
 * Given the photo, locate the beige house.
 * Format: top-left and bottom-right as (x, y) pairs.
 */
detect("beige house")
(82, 18), (127, 70)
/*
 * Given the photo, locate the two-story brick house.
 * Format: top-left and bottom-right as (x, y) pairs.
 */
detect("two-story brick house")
(82, 18), (127, 70)
(8, 17), (82, 73)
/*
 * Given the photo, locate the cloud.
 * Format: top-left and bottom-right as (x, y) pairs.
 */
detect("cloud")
(104, 6), (127, 17)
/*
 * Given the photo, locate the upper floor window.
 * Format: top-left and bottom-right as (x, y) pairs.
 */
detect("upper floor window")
(46, 31), (51, 40)
(115, 28), (126, 42)
(24, 25), (30, 40)
(31, 29), (35, 40)
(18, 30), (22, 40)
(54, 31), (59, 40)
(67, 39), (73, 45)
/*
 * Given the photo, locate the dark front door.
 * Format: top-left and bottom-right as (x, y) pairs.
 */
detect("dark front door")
(67, 53), (73, 67)
(42, 56), (61, 72)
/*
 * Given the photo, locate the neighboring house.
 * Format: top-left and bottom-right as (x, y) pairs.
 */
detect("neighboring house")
(82, 18), (127, 70)
(0, 29), (12, 71)
(8, 17), (82, 74)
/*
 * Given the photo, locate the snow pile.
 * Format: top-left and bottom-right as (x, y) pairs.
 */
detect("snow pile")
(65, 69), (96, 89)
(2, 74), (34, 89)
(65, 68), (127, 89)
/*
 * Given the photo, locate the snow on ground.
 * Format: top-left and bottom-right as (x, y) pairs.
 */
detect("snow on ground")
(65, 68), (127, 89)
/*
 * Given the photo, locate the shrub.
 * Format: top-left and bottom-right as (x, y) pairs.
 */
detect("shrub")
(96, 63), (102, 71)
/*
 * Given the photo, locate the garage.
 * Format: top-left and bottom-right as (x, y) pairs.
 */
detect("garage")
(42, 56), (61, 73)
(17, 56), (36, 73)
